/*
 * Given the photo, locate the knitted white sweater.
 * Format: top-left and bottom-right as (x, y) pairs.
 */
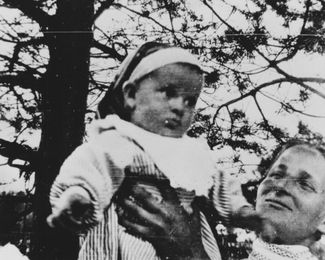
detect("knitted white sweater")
(49, 116), (250, 260)
(50, 122), (223, 260)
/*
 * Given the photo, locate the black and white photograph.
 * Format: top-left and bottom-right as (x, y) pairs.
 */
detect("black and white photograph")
(0, 1), (324, 259)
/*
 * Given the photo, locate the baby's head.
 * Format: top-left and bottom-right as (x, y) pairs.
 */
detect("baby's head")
(97, 42), (204, 137)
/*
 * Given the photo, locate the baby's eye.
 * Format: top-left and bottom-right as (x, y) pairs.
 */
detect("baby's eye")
(160, 86), (177, 98)
(184, 96), (197, 107)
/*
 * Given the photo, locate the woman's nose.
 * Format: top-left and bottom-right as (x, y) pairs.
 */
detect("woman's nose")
(275, 178), (287, 187)
(169, 97), (185, 117)
(272, 178), (291, 196)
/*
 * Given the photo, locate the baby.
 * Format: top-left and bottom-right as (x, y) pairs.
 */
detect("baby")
(47, 42), (252, 260)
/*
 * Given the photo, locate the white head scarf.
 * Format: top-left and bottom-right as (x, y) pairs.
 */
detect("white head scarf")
(97, 42), (202, 119)
(128, 47), (202, 82)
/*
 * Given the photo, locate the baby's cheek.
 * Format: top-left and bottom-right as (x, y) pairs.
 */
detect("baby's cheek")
(182, 112), (194, 126)
(141, 109), (160, 122)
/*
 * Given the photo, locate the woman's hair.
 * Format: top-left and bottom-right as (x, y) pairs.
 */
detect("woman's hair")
(97, 42), (170, 121)
(265, 139), (325, 176)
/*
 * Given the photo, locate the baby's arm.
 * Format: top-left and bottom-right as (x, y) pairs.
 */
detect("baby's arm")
(48, 131), (132, 231)
(47, 186), (93, 232)
(211, 171), (262, 231)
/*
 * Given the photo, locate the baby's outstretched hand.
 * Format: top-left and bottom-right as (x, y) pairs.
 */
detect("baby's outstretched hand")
(47, 186), (93, 233)
(212, 171), (263, 231)
(232, 205), (263, 231)
(228, 177), (263, 231)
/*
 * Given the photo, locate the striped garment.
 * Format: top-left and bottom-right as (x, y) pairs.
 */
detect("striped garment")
(51, 129), (227, 260)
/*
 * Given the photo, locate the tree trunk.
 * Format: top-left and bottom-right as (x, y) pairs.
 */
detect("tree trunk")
(31, 0), (94, 259)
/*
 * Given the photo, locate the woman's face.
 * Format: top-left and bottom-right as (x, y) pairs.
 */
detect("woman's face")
(256, 145), (325, 246)
(127, 63), (203, 137)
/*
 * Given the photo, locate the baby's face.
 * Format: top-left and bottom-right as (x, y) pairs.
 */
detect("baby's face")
(129, 63), (203, 137)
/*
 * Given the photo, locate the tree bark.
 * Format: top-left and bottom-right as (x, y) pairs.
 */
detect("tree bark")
(31, 0), (94, 259)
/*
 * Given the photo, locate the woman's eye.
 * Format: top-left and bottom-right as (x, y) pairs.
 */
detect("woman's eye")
(297, 180), (315, 192)
(268, 172), (282, 179)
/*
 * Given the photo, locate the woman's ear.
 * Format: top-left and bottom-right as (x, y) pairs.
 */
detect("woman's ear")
(122, 80), (137, 110)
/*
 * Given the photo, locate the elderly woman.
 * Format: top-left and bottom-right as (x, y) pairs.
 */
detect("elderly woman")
(117, 140), (325, 260)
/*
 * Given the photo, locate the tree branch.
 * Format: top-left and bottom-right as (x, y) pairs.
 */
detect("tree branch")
(92, 40), (125, 61)
(275, 0), (312, 63)
(162, 0), (180, 45)
(201, 0), (237, 32)
(111, 3), (197, 45)
(210, 78), (289, 129)
(1, 0), (52, 28)
(0, 138), (38, 166)
(260, 91), (325, 118)
(0, 72), (42, 92)
(202, 0), (325, 100)
(253, 94), (284, 144)
(113, 3), (172, 32)
(226, 106), (233, 137)
(209, 76), (325, 134)
(0, 54), (43, 75)
(93, 0), (114, 22)
(273, 68), (325, 99)
(10, 37), (45, 72)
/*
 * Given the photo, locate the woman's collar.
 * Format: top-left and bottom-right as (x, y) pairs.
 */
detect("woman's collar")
(250, 238), (317, 260)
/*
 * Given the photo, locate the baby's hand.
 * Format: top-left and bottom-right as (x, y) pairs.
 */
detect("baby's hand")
(212, 171), (263, 231)
(232, 205), (263, 231)
(47, 186), (93, 233)
(227, 176), (264, 231)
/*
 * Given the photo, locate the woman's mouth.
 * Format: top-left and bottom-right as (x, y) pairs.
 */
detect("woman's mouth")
(264, 198), (292, 211)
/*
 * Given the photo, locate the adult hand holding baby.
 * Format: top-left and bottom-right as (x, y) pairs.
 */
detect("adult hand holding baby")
(117, 177), (267, 260)
(116, 182), (210, 260)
